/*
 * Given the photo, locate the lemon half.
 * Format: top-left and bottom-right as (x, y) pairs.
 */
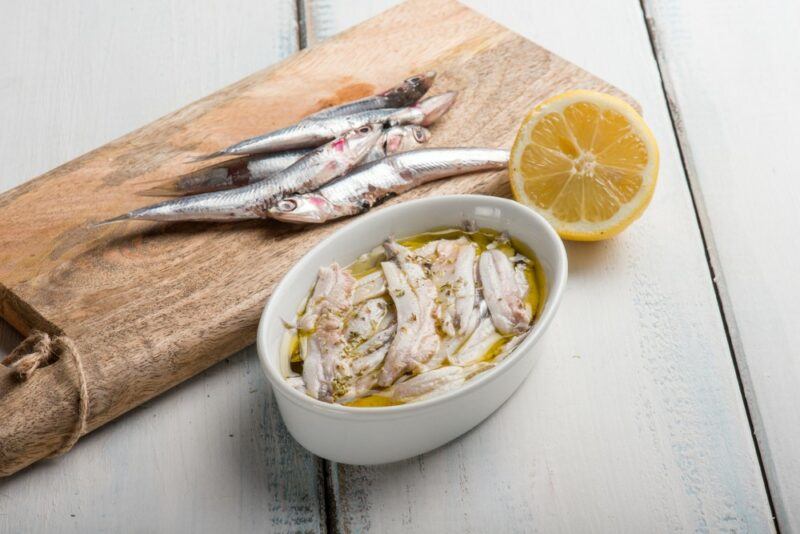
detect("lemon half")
(509, 90), (659, 241)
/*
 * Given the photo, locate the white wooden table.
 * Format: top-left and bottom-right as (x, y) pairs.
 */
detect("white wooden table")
(1, 0), (796, 532)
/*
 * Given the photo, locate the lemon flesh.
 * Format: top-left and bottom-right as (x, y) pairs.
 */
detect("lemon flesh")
(510, 90), (659, 241)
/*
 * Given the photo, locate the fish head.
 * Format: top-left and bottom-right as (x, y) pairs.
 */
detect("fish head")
(336, 124), (384, 164)
(411, 125), (433, 144)
(383, 125), (432, 154)
(416, 91), (458, 126)
(269, 195), (330, 224)
(320, 124), (383, 179)
(382, 71), (437, 106)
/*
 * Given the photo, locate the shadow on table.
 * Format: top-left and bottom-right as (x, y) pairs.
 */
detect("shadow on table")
(564, 238), (628, 279)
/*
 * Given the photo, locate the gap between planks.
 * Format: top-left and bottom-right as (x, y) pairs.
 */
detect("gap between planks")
(292, 2), (336, 531)
(637, 0), (780, 530)
(295, 0), (310, 49)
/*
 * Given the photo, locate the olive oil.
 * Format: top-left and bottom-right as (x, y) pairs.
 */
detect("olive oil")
(345, 395), (404, 408)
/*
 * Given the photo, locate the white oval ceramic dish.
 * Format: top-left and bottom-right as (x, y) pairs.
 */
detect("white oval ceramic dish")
(257, 194), (567, 464)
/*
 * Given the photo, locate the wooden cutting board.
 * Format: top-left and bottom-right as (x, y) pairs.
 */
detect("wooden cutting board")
(0, 0), (633, 475)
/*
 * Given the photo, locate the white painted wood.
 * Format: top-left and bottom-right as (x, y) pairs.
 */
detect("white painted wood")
(0, 1), (325, 533)
(643, 0), (799, 530)
(307, 1), (776, 531)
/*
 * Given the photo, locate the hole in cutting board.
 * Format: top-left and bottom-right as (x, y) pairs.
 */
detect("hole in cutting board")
(0, 317), (24, 360)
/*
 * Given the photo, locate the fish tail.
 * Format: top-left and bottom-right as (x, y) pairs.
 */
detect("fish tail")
(141, 162), (245, 197)
(184, 150), (230, 163)
(138, 183), (183, 197)
(91, 213), (133, 227)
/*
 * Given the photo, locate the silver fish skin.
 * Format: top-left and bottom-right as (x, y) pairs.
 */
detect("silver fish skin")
(160, 125), (432, 197)
(365, 125), (432, 163)
(151, 150), (310, 196)
(304, 71), (436, 120)
(411, 91), (458, 127)
(98, 125), (383, 224)
(196, 92), (456, 159)
(269, 147), (510, 224)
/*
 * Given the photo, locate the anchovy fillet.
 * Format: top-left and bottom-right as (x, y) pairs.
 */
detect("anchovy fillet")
(378, 241), (440, 386)
(381, 362), (493, 402)
(351, 322), (396, 359)
(448, 316), (501, 365)
(478, 249), (532, 335)
(353, 270), (388, 304)
(345, 298), (389, 343)
(301, 264), (355, 401)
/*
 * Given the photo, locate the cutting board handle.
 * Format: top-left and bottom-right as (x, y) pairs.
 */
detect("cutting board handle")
(0, 331), (88, 476)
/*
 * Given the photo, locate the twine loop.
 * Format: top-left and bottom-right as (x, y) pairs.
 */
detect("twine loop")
(2, 331), (89, 456)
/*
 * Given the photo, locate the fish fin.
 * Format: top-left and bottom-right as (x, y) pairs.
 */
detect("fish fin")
(138, 183), (184, 197)
(90, 213), (132, 227)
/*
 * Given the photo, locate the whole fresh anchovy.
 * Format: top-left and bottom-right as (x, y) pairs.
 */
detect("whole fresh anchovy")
(144, 151), (306, 196)
(192, 91), (457, 160)
(149, 125), (432, 196)
(268, 148), (510, 224)
(304, 71), (436, 120)
(97, 125), (383, 224)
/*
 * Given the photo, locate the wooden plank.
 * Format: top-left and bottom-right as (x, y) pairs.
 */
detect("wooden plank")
(642, 0), (797, 529)
(306, 1), (776, 531)
(0, 0), (632, 475)
(0, 1), (325, 532)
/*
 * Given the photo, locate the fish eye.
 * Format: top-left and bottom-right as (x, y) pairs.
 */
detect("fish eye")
(358, 126), (371, 134)
(277, 199), (297, 212)
(414, 128), (426, 142)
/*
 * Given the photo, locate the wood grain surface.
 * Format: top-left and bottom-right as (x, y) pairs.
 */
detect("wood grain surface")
(0, 0), (630, 477)
(643, 0), (799, 530)
(309, 1), (776, 532)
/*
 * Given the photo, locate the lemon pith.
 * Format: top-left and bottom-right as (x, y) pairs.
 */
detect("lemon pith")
(509, 90), (659, 241)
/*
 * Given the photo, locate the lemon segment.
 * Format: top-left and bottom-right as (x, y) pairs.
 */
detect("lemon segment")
(509, 90), (659, 241)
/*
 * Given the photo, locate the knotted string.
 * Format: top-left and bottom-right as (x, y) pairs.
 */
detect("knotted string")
(2, 331), (89, 456)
